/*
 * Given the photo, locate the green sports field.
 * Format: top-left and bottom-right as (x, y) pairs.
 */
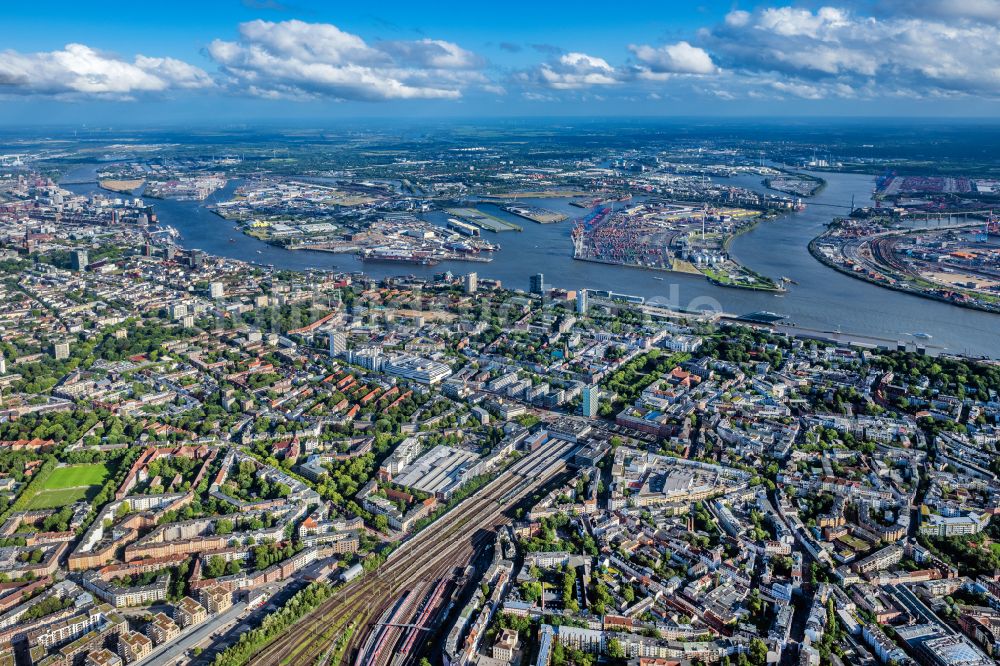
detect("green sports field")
(23, 463), (110, 510)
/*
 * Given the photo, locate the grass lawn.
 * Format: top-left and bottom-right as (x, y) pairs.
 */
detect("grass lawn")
(42, 464), (109, 489)
(26, 487), (97, 510)
(22, 463), (110, 510)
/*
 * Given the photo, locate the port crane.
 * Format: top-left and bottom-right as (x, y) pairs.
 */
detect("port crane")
(979, 210), (999, 240)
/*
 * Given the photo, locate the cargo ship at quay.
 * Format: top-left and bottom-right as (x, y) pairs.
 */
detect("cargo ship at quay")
(358, 248), (441, 266)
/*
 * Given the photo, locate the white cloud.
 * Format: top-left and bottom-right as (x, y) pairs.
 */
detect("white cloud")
(768, 80), (826, 99)
(876, 0), (1000, 22)
(703, 5), (1000, 99)
(755, 6), (849, 38)
(628, 41), (717, 76)
(376, 39), (482, 70)
(0, 44), (212, 98)
(525, 52), (619, 90)
(208, 19), (485, 101)
(11, 6), (1000, 108)
(725, 10), (751, 27)
(560, 53), (613, 72)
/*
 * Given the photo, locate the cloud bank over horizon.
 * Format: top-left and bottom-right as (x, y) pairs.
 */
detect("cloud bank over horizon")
(2, 3), (1000, 114)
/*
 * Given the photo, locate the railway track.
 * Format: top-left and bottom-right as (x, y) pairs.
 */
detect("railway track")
(394, 577), (449, 663)
(361, 575), (451, 666)
(249, 440), (574, 665)
(363, 583), (424, 666)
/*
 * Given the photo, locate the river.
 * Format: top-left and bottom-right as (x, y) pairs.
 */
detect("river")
(62, 166), (999, 358)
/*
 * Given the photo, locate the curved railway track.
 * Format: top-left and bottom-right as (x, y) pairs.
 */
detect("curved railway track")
(249, 440), (574, 665)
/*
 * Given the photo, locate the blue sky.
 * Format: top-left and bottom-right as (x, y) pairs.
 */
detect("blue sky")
(3, 0), (1000, 123)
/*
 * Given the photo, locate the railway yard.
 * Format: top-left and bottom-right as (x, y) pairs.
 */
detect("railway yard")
(248, 439), (576, 666)
(810, 216), (1000, 313)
